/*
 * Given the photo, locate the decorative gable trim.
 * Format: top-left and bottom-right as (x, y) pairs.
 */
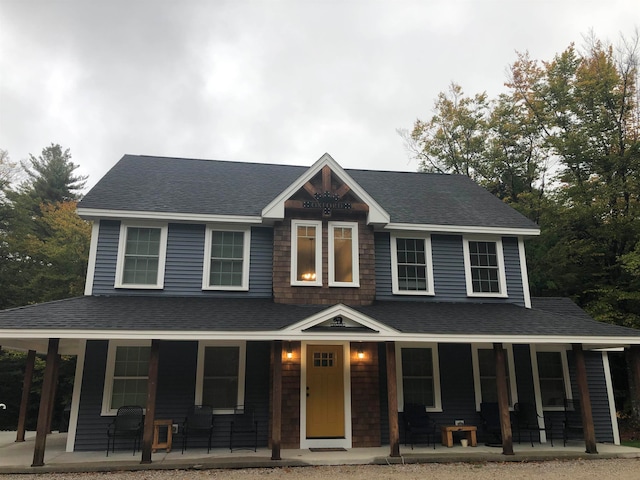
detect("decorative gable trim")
(261, 153), (390, 225)
(281, 303), (399, 336)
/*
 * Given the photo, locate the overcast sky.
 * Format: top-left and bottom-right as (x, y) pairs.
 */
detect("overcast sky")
(0, 1), (638, 190)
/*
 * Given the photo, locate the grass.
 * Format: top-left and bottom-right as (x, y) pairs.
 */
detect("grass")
(621, 440), (640, 448)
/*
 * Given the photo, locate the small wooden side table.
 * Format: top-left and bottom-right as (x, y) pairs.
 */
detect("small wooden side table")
(441, 425), (477, 447)
(152, 418), (173, 453)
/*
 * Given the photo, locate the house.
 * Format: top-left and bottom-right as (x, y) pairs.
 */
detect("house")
(2, 152), (640, 465)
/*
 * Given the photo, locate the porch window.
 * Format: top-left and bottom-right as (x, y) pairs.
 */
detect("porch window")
(195, 342), (246, 413)
(202, 227), (250, 290)
(396, 344), (442, 412)
(472, 346), (517, 410)
(102, 342), (151, 415)
(391, 235), (434, 295)
(115, 224), (168, 289)
(328, 222), (359, 287)
(291, 220), (322, 286)
(534, 348), (571, 409)
(463, 238), (507, 297)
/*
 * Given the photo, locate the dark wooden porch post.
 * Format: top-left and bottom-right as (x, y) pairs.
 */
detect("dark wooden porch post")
(271, 340), (282, 460)
(493, 343), (513, 455)
(385, 342), (400, 457)
(46, 354), (61, 433)
(16, 349), (36, 442)
(141, 339), (160, 464)
(31, 338), (59, 467)
(572, 343), (598, 454)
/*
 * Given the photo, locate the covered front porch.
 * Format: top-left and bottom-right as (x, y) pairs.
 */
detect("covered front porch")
(1, 430), (639, 474)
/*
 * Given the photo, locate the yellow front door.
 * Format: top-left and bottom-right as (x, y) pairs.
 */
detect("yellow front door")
(306, 344), (345, 438)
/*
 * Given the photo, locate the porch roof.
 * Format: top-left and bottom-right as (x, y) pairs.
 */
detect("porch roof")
(1, 296), (639, 346)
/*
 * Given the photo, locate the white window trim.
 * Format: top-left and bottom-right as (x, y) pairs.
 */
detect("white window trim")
(471, 343), (518, 411)
(115, 222), (168, 289)
(390, 234), (435, 295)
(202, 225), (251, 291)
(463, 237), (508, 298)
(530, 344), (572, 412)
(291, 219), (322, 286)
(395, 342), (442, 412)
(194, 341), (246, 414)
(328, 221), (360, 287)
(101, 340), (152, 416)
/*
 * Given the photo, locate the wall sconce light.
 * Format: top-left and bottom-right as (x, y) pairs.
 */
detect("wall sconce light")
(357, 346), (365, 360)
(286, 343), (293, 360)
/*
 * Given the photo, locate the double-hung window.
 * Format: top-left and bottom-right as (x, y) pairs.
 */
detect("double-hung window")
(291, 220), (322, 286)
(463, 238), (507, 297)
(472, 345), (518, 410)
(202, 227), (251, 290)
(115, 224), (168, 289)
(195, 342), (246, 413)
(391, 235), (434, 295)
(102, 341), (151, 415)
(396, 344), (442, 412)
(328, 222), (359, 287)
(532, 347), (571, 409)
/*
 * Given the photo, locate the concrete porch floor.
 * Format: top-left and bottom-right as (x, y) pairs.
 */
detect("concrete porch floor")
(1, 431), (640, 474)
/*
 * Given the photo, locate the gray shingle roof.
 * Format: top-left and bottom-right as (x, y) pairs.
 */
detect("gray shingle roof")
(1, 296), (638, 339)
(78, 154), (538, 230)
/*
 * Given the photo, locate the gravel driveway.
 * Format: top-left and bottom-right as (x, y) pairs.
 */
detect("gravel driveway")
(2, 459), (640, 480)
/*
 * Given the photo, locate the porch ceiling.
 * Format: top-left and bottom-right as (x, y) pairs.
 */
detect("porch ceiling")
(1, 296), (640, 348)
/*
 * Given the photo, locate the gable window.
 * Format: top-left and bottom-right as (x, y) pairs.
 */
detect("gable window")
(202, 227), (250, 290)
(195, 342), (246, 413)
(472, 345), (518, 410)
(391, 235), (434, 295)
(115, 224), (168, 289)
(532, 347), (571, 409)
(329, 222), (359, 287)
(102, 341), (151, 415)
(291, 220), (322, 286)
(463, 238), (507, 297)
(396, 343), (442, 412)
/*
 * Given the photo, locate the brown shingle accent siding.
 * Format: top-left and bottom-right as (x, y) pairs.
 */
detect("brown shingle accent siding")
(350, 342), (381, 447)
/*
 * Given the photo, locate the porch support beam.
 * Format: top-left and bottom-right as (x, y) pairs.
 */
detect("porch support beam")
(47, 354), (61, 433)
(385, 342), (400, 457)
(31, 338), (59, 467)
(493, 343), (513, 455)
(16, 349), (36, 442)
(141, 339), (160, 464)
(572, 343), (598, 454)
(271, 340), (282, 460)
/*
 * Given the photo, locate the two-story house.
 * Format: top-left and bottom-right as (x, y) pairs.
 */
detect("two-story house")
(2, 153), (640, 463)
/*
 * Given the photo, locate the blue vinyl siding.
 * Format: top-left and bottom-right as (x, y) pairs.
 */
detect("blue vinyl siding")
(74, 340), (271, 451)
(92, 221), (272, 297)
(376, 232), (526, 305)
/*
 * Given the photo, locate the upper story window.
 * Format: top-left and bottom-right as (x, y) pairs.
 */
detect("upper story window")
(115, 224), (168, 289)
(202, 227), (251, 291)
(291, 220), (322, 286)
(391, 234), (434, 295)
(102, 341), (151, 415)
(328, 222), (359, 287)
(463, 238), (507, 297)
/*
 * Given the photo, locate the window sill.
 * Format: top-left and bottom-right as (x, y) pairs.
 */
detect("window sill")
(115, 284), (164, 290)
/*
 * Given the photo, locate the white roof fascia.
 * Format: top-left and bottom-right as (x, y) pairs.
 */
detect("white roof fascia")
(386, 223), (540, 237)
(77, 208), (263, 225)
(261, 153), (390, 226)
(3, 330), (640, 346)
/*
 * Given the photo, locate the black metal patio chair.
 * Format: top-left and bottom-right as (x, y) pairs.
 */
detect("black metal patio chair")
(229, 405), (258, 452)
(563, 397), (583, 446)
(480, 402), (502, 446)
(181, 405), (214, 453)
(513, 401), (553, 447)
(402, 403), (438, 449)
(106, 405), (143, 456)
